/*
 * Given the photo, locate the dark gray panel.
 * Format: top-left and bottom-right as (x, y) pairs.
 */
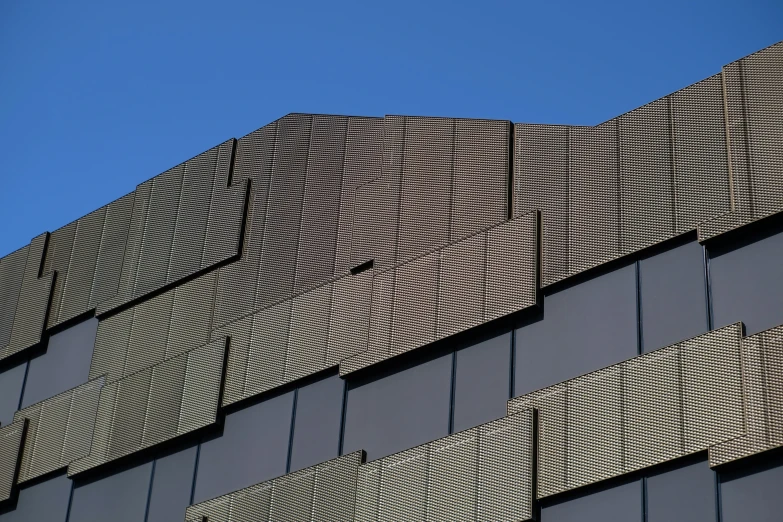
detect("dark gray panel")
(89, 193), (133, 309)
(44, 222), (77, 330)
(514, 263), (638, 396)
(58, 207), (104, 324)
(146, 445), (198, 522)
(289, 374), (344, 472)
(0, 247), (28, 351)
(541, 479), (642, 522)
(342, 353), (452, 461)
(193, 391), (294, 503)
(452, 333), (511, 433)
(647, 460), (715, 522)
(0, 472), (71, 522)
(21, 317), (97, 408)
(640, 240), (708, 352)
(710, 229), (783, 335)
(0, 362), (26, 426)
(721, 461), (783, 522)
(68, 461), (153, 522)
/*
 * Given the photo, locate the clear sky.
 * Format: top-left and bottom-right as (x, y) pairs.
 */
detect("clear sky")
(0, 0), (780, 257)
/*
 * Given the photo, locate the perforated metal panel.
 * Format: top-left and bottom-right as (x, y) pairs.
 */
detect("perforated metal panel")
(57, 207), (104, 324)
(14, 378), (103, 483)
(69, 339), (225, 476)
(0, 420), (26, 503)
(184, 452), (363, 522)
(43, 221), (76, 329)
(0, 246), (28, 352)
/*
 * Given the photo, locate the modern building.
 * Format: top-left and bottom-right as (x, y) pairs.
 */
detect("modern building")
(0, 41), (781, 522)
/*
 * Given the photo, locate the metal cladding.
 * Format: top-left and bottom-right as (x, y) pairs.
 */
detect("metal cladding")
(0, 41), (781, 519)
(185, 452), (364, 522)
(13, 378), (104, 483)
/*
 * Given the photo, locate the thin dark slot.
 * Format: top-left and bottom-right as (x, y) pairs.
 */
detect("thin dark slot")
(286, 389), (298, 473)
(17, 358), (30, 411)
(63, 479), (76, 522)
(714, 471), (723, 522)
(636, 260), (643, 355)
(227, 138), (238, 187)
(509, 328), (516, 400)
(448, 351), (457, 434)
(189, 443), (202, 505)
(338, 379), (349, 456)
(703, 245), (714, 331)
(350, 259), (374, 275)
(142, 460), (156, 522)
(642, 477), (648, 522)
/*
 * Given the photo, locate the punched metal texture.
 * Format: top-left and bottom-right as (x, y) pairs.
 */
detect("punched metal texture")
(341, 211), (538, 376)
(184, 452), (364, 522)
(709, 325), (783, 466)
(355, 410), (535, 522)
(0, 420), (26, 503)
(13, 378), (103, 484)
(508, 323), (744, 499)
(69, 339), (226, 476)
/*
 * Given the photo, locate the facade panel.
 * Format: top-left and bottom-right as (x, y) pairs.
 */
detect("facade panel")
(68, 461), (153, 522)
(289, 374), (344, 473)
(647, 459), (716, 522)
(0, 362), (26, 427)
(0, 472), (71, 522)
(146, 446), (199, 522)
(540, 479), (642, 522)
(721, 460), (783, 522)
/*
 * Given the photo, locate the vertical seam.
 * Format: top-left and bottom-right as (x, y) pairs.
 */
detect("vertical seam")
(338, 378), (348, 456)
(720, 67), (737, 212)
(636, 260), (643, 355)
(286, 388), (299, 473)
(447, 119), (456, 242)
(738, 59), (756, 218)
(189, 443), (201, 505)
(668, 96), (679, 234)
(143, 459), (157, 522)
(63, 477), (76, 522)
(332, 118), (350, 275)
(509, 328), (516, 400)
(704, 245), (714, 331)
(448, 350), (457, 434)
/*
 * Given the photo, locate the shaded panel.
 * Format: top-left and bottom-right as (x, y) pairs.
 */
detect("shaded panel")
(68, 461), (152, 522)
(289, 374), (344, 473)
(647, 459), (716, 522)
(342, 353), (451, 461)
(710, 228), (783, 335)
(193, 391), (294, 503)
(0, 472), (71, 522)
(43, 222), (76, 330)
(326, 271), (371, 365)
(514, 263), (637, 396)
(390, 252), (438, 356)
(0, 247), (28, 353)
(437, 231), (485, 339)
(540, 479), (642, 522)
(90, 193), (134, 309)
(285, 283), (331, 382)
(166, 272), (216, 360)
(0, 362), (26, 427)
(452, 332), (511, 433)
(124, 279), (174, 377)
(88, 307), (131, 384)
(0, 421), (25, 503)
(147, 445), (198, 522)
(377, 446), (428, 520)
(22, 317), (97, 408)
(350, 173), (400, 271)
(640, 240), (708, 352)
(243, 300), (291, 400)
(721, 460), (783, 522)
(58, 207), (104, 324)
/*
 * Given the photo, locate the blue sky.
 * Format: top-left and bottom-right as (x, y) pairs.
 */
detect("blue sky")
(0, 0), (780, 257)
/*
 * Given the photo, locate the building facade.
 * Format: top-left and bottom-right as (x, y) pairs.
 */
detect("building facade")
(0, 41), (781, 521)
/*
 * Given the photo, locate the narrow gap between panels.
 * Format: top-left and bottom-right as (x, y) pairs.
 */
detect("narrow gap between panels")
(448, 351), (457, 435)
(714, 471), (723, 522)
(286, 388), (299, 473)
(189, 444), (202, 506)
(338, 378), (349, 457)
(509, 328), (516, 400)
(703, 245), (715, 331)
(636, 260), (643, 356)
(142, 459), (157, 522)
(63, 478), (76, 522)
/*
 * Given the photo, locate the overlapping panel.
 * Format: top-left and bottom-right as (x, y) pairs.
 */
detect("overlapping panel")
(341, 212), (537, 376)
(0, 246), (28, 351)
(69, 339), (226, 476)
(0, 420), (26, 503)
(710, 325), (783, 466)
(13, 378), (103, 484)
(508, 324), (744, 499)
(355, 410), (535, 522)
(184, 452), (363, 522)
(97, 139), (248, 315)
(89, 271), (216, 383)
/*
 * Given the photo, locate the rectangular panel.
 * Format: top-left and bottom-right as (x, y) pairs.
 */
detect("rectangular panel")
(0, 246), (28, 350)
(166, 272), (216, 359)
(8, 234), (54, 356)
(142, 354), (186, 447)
(178, 338), (226, 435)
(135, 164), (184, 298)
(451, 119), (509, 240)
(107, 368), (151, 460)
(514, 123), (570, 286)
(168, 147), (217, 282)
(146, 446), (198, 522)
(257, 114), (312, 305)
(213, 315), (252, 407)
(311, 451), (363, 521)
(244, 301), (291, 399)
(619, 98), (675, 252)
(286, 282), (331, 382)
(484, 211), (538, 322)
(0, 420), (26, 503)
(569, 121), (621, 272)
(671, 75), (731, 231)
(326, 271), (371, 365)
(428, 428), (478, 520)
(378, 445), (428, 520)
(437, 231), (485, 338)
(396, 116), (453, 262)
(89, 308), (132, 383)
(28, 392), (70, 479)
(350, 173), (401, 271)
(62, 378), (104, 463)
(355, 460), (382, 522)
(294, 114), (348, 291)
(59, 207), (105, 323)
(124, 288), (174, 376)
(90, 192), (134, 309)
(391, 252), (438, 356)
(44, 221), (77, 329)
(268, 468), (316, 522)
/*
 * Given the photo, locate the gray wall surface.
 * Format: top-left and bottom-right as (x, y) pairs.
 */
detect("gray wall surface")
(68, 461), (153, 522)
(640, 240), (708, 352)
(193, 391), (294, 503)
(514, 263), (638, 396)
(647, 460), (716, 522)
(0, 472), (71, 522)
(721, 460), (783, 522)
(146, 446), (198, 522)
(21, 317), (97, 408)
(0, 362), (25, 426)
(289, 374), (344, 472)
(541, 479), (642, 522)
(342, 353), (452, 461)
(710, 229), (783, 335)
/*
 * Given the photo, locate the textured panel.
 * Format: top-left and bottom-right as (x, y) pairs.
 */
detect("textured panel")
(351, 173), (400, 271)
(166, 272), (216, 359)
(451, 118), (509, 240)
(513, 124), (570, 286)
(710, 325), (783, 466)
(185, 452), (363, 522)
(257, 114), (312, 306)
(569, 121), (620, 272)
(508, 324), (743, 499)
(294, 114), (348, 291)
(90, 193), (134, 308)
(334, 117), (384, 274)
(326, 271), (371, 365)
(89, 308), (132, 384)
(354, 411), (535, 522)
(286, 282), (332, 382)
(14, 378), (103, 483)
(437, 231), (485, 338)
(396, 116), (453, 262)
(619, 98), (675, 252)
(58, 207), (105, 324)
(69, 339), (225, 475)
(43, 221), (76, 329)
(484, 210), (538, 322)
(0, 247), (27, 355)
(213, 315), (252, 407)
(124, 288), (174, 376)
(671, 75), (731, 231)
(0, 420), (25, 503)
(243, 300), (291, 400)
(391, 252), (438, 357)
